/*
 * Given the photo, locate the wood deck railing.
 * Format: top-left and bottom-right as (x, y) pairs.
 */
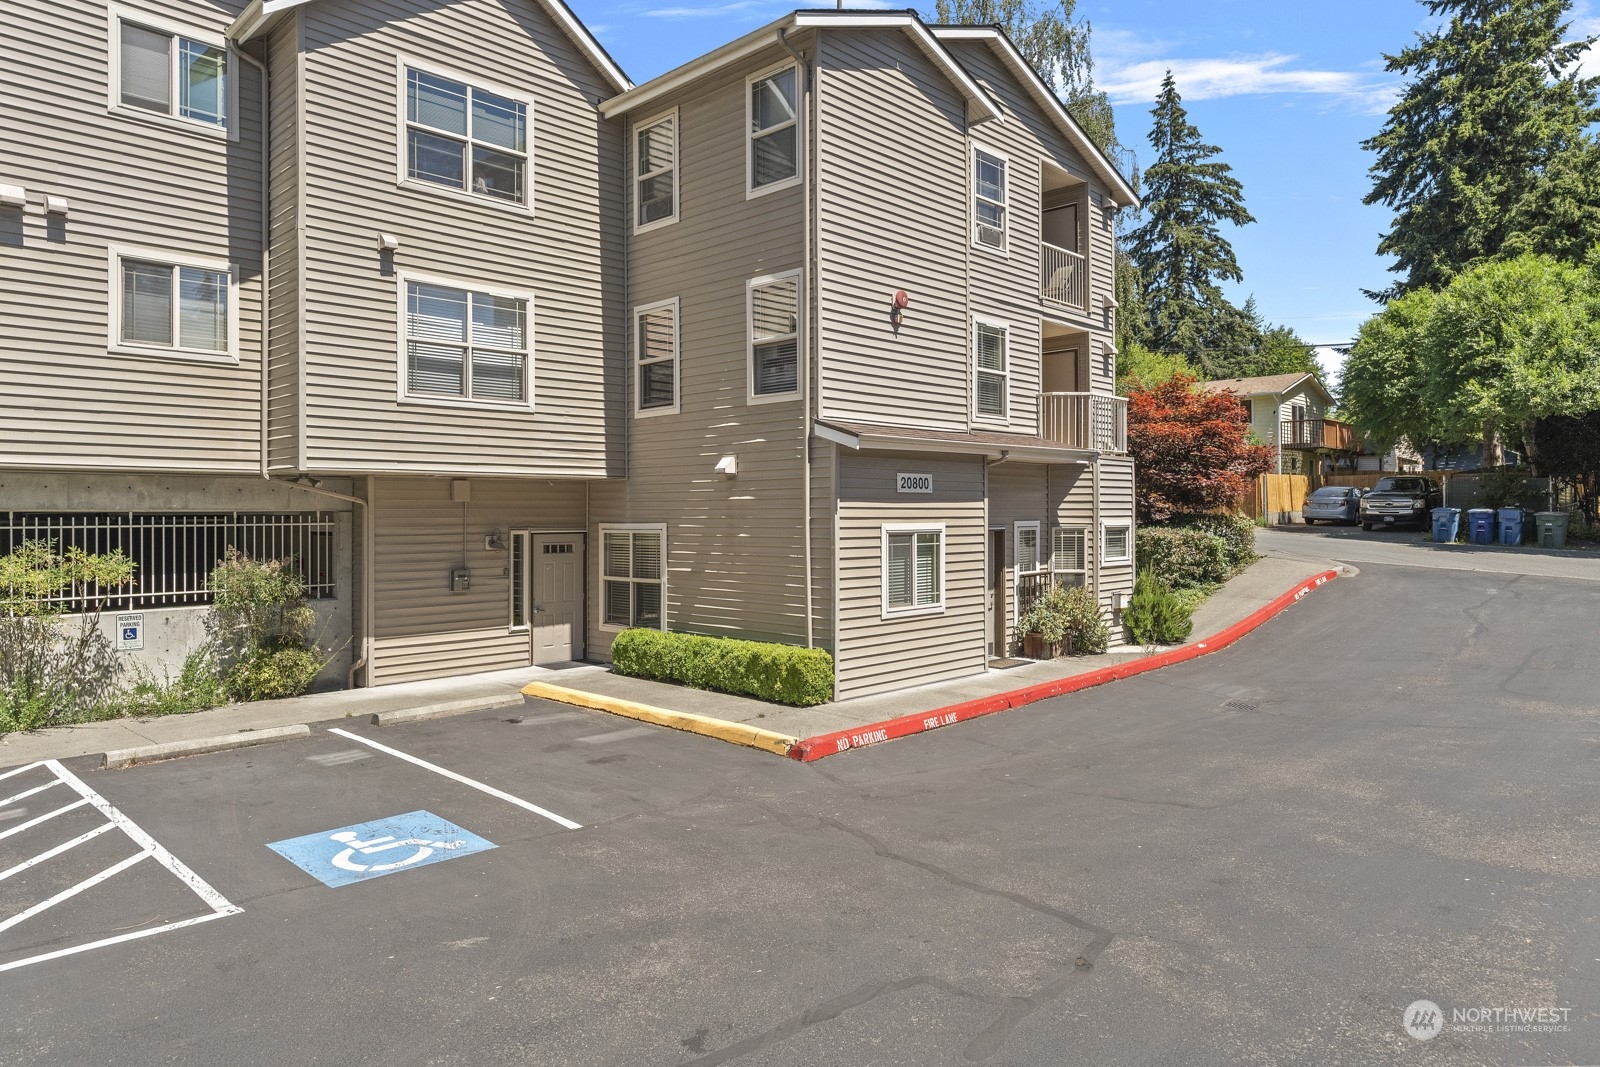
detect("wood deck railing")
(1279, 417), (1357, 451)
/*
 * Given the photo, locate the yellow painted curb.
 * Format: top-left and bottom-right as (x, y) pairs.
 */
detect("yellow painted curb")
(521, 681), (798, 757)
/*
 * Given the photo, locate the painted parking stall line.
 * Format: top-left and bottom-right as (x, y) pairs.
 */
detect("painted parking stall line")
(0, 759), (241, 974)
(327, 728), (582, 830)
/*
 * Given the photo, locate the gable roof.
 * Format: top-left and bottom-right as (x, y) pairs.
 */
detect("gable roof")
(1203, 372), (1334, 405)
(599, 10), (1000, 123)
(928, 26), (1139, 208)
(228, 0), (632, 95)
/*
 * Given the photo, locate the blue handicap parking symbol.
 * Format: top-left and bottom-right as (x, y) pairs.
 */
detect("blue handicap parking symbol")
(122, 628), (138, 641)
(267, 810), (495, 888)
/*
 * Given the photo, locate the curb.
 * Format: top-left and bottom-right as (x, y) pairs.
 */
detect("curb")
(101, 724), (311, 770)
(370, 694), (522, 727)
(521, 682), (798, 756)
(788, 569), (1343, 762)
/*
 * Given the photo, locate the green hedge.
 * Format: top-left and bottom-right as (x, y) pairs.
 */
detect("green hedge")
(1181, 513), (1259, 572)
(610, 629), (834, 707)
(1135, 527), (1231, 589)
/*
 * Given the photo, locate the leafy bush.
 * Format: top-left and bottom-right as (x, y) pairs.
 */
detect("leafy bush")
(1181, 512), (1259, 572)
(1015, 585), (1109, 654)
(0, 539), (134, 732)
(1123, 569), (1194, 646)
(205, 551), (332, 702)
(1136, 527), (1230, 589)
(611, 629), (834, 707)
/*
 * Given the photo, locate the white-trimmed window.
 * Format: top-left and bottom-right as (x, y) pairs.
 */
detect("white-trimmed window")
(635, 111), (677, 230)
(635, 298), (679, 415)
(1052, 527), (1088, 588)
(509, 531), (529, 630)
(1014, 521), (1040, 576)
(109, 248), (235, 360)
(883, 525), (944, 617)
(115, 16), (228, 130)
(749, 272), (800, 400)
(748, 65), (800, 194)
(602, 525), (665, 630)
(403, 64), (528, 206)
(1103, 522), (1133, 566)
(974, 319), (1009, 420)
(402, 277), (530, 405)
(974, 146), (1007, 250)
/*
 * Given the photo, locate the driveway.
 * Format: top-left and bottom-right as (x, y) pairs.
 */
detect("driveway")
(3, 561), (1598, 1065)
(1259, 523), (1600, 583)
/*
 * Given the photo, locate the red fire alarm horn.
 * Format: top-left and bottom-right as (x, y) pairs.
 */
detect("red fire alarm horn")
(893, 290), (910, 309)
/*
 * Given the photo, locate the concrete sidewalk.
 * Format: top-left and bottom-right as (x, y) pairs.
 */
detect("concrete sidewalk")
(0, 548), (1344, 769)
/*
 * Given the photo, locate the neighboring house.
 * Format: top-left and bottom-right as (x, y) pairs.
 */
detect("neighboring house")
(1354, 439), (1422, 473)
(0, 3), (1137, 701)
(596, 12), (1139, 699)
(1202, 373), (1354, 479)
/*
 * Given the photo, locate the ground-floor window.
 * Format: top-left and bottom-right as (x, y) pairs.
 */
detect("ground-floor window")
(1051, 527), (1088, 588)
(510, 531), (528, 630)
(882, 525), (943, 616)
(1102, 522), (1132, 566)
(601, 524), (665, 629)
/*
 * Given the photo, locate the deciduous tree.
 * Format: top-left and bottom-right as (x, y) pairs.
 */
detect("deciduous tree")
(1127, 374), (1276, 523)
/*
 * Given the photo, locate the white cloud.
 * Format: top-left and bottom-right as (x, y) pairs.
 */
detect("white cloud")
(1100, 53), (1397, 114)
(1574, 15), (1600, 78)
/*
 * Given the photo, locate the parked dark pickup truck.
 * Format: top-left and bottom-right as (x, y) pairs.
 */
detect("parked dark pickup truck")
(1359, 476), (1443, 530)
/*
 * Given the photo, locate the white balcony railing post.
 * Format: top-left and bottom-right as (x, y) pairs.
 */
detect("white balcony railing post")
(1040, 242), (1087, 311)
(1037, 393), (1127, 453)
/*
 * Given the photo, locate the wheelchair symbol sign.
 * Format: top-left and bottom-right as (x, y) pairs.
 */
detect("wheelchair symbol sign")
(268, 811), (495, 887)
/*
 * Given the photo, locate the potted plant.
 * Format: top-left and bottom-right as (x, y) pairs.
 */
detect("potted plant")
(1015, 585), (1110, 659)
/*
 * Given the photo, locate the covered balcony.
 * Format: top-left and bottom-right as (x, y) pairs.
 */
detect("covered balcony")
(1039, 163), (1088, 313)
(1038, 392), (1127, 453)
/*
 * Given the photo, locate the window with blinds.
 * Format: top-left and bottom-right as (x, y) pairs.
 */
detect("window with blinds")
(884, 528), (943, 614)
(635, 113), (677, 229)
(975, 321), (1008, 419)
(1103, 523), (1132, 564)
(601, 527), (665, 629)
(974, 148), (1007, 249)
(749, 274), (799, 398)
(1015, 522), (1040, 574)
(405, 67), (528, 205)
(118, 21), (227, 128)
(635, 300), (678, 414)
(117, 255), (230, 355)
(749, 66), (799, 192)
(403, 281), (529, 404)
(1051, 527), (1088, 588)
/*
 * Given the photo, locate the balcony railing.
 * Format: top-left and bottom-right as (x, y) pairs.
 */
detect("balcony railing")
(1040, 241), (1087, 311)
(1037, 392), (1127, 453)
(1279, 417), (1357, 451)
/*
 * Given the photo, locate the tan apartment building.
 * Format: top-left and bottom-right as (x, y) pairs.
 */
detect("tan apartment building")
(0, 2), (1136, 701)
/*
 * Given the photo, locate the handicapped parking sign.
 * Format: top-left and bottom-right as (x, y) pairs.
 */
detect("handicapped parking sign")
(267, 811), (495, 888)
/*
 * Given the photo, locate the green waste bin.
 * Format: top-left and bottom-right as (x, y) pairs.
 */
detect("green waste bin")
(1534, 512), (1569, 549)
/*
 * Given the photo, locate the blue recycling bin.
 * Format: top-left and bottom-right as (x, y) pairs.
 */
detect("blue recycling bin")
(1467, 508), (1496, 545)
(1431, 507), (1461, 543)
(1497, 508), (1525, 546)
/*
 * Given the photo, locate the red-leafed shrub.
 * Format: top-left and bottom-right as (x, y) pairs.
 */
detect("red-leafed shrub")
(1127, 374), (1276, 523)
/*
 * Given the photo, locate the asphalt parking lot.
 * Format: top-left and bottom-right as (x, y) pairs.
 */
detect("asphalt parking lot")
(4, 559), (1599, 1066)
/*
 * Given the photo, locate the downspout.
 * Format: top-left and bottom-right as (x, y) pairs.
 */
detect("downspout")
(279, 478), (372, 688)
(237, 47), (269, 482)
(779, 25), (815, 649)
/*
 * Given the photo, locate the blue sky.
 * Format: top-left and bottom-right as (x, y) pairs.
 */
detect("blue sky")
(574, 0), (1600, 386)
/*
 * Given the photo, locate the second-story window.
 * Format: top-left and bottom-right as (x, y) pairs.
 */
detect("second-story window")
(114, 251), (233, 358)
(974, 320), (1008, 420)
(749, 273), (799, 399)
(405, 67), (527, 206)
(118, 21), (227, 129)
(749, 66), (799, 193)
(974, 147), (1007, 250)
(403, 279), (530, 405)
(635, 299), (678, 415)
(635, 112), (677, 230)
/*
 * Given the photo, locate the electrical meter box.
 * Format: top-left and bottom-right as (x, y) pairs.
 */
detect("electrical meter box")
(450, 568), (470, 592)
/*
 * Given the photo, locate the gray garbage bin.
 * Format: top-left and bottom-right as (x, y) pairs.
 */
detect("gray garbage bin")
(1534, 512), (1569, 549)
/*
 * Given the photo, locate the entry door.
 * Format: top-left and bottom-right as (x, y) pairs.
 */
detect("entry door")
(532, 534), (584, 664)
(1042, 346), (1081, 394)
(987, 528), (1007, 659)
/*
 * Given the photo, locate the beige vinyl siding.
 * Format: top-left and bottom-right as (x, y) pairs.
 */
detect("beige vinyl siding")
(944, 39), (1119, 400)
(295, 0), (623, 476)
(1097, 454), (1136, 605)
(815, 29), (973, 432)
(810, 438), (836, 652)
(588, 44), (814, 660)
(0, 0), (264, 473)
(835, 450), (986, 700)
(265, 17), (302, 472)
(371, 475), (586, 684)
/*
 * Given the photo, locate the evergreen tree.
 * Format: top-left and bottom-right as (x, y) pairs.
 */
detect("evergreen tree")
(1125, 73), (1255, 367)
(1364, 0), (1600, 298)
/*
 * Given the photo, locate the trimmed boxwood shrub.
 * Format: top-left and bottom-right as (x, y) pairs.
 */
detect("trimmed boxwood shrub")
(1180, 512), (1259, 573)
(1135, 527), (1230, 589)
(610, 629), (834, 707)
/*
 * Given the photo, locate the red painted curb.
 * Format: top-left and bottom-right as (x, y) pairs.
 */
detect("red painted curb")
(788, 569), (1342, 762)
